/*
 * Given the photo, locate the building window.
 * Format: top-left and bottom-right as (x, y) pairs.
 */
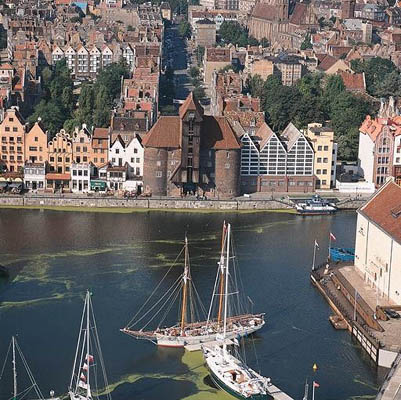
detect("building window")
(317, 145), (322, 151)
(317, 157), (322, 163)
(5, 127), (10, 132)
(116, 149), (120, 154)
(323, 158), (328, 163)
(323, 169), (327, 174)
(134, 148), (138, 154)
(12, 127), (18, 132)
(58, 157), (62, 162)
(324, 145), (329, 151)
(225, 163), (230, 169)
(316, 169), (321, 174)
(73, 170), (77, 176)
(156, 171), (162, 177)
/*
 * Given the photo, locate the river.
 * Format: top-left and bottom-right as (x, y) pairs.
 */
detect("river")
(0, 209), (379, 400)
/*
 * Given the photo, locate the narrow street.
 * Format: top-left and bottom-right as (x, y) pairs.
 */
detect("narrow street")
(165, 24), (193, 101)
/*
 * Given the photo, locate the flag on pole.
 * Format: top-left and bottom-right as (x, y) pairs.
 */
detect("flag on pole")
(313, 382), (320, 388)
(330, 232), (336, 241)
(314, 240), (319, 249)
(86, 354), (94, 363)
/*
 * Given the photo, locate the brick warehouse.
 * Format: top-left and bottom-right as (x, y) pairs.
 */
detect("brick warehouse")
(142, 93), (240, 198)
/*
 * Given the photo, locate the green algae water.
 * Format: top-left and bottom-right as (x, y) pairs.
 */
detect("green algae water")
(0, 209), (379, 400)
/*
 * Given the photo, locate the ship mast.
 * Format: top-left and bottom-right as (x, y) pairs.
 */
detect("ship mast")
(12, 336), (17, 400)
(180, 236), (189, 334)
(217, 222), (226, 326)
(86, 291), (90, 399)
(223, 223), (231, 354)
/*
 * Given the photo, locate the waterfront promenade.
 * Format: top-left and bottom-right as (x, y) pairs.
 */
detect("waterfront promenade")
(0, 193), (368, 212)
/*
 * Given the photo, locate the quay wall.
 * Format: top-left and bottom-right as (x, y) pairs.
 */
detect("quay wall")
(0, 195), (367, 211)
(0, 195), (294, 211)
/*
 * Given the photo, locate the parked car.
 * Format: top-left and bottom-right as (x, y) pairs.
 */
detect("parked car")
(385, 309), (400, 319)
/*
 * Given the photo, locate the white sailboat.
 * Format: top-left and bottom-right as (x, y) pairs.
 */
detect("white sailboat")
(203, 223), (291, 400)
(0, 336), (57, 400)
(68, 291), (111, 400)
(121, 224), (265, 349)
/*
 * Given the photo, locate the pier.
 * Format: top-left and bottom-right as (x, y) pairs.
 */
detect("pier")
(311, 263), (401, 368)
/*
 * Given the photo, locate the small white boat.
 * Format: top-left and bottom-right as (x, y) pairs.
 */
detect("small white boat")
(296, 195), (337, 215)
(68, 291), (111, 400)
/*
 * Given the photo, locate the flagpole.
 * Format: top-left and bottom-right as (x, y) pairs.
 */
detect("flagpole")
(328, 235), (331, 261)
(312, 381), (315, 400)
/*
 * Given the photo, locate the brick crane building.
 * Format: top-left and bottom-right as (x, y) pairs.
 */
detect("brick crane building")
(142, 93), (241, 198)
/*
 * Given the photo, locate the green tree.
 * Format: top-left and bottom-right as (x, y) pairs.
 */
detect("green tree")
(372, 70), (401, 98)
(351, 57), (397, 95)
(193, 85), (206, 99)
(75, 84), (95, 126)
(300, 33), (312, 50)
(179, 21), (191, 39)
(189, 66), (200, 79)
(28, 100), (66, 136)
(93, 86), (111, 127)
(260, 37), (269, 48)
(248, 36), (259, 46)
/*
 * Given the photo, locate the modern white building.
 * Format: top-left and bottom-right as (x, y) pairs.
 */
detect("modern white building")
(354, 179), (401, 304)
(24, 162), (46, 192)
(71, 163), (93, 193)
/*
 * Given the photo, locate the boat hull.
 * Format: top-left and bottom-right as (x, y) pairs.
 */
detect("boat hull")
(206, 363), (270, 400)
(296, 208), (336, 215)
(156, 322), (264, 348)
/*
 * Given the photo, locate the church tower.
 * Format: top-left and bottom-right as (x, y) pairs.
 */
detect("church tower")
(341, 0), (355, 19)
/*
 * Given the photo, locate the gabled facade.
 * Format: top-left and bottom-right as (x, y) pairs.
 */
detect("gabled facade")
(0, 107), (26, 172)
(48, 129), (73, 173)
(240, 122), (315, 193)
(25, 121), (48, 164)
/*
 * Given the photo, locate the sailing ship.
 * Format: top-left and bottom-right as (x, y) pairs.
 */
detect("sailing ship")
(0, 336), (57, 400)
(121, 223), (265, 349)
(68, 291), (111, 400)
(203, 223), (290, 400)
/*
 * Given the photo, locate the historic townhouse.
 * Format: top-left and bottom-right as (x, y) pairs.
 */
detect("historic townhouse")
(110, 134), (144, 179)
(305, 123), (337, 189)
(358, 99), (401, 188)
(25, 121), (48, 163)
(91, 127), (109, 167)
(72, 125), (92, 164)
(240, 122), (315, 193)
(0, 108), (26, 172)
(46, 129), (73, 191)
(48, 130), (73, 174)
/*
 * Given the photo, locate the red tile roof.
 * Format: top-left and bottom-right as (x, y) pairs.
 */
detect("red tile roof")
(359, 180), (401, 244)
(201, 116), (240, 150)
(317, 54), (337, 71)
(339, 71), (366, 91)
(93, 128), (109, 139)
(251, 3), (278, 20)
(142, 116), (181, 148)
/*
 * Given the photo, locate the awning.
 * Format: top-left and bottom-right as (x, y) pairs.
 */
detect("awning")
(14, 177), (22, 182)
(9, 183), (22, 188)
(90, 180), (107, 190)
(0, 177), (6, 181)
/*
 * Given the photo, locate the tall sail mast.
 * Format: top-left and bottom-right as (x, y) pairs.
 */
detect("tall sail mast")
(223, 223), (231, 354)
(217, 222), (226, 325)
(180, 236), (189, 334)
(12, 336), (17, 400)
(86, 291), (90, 399)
